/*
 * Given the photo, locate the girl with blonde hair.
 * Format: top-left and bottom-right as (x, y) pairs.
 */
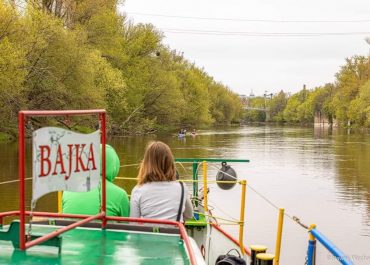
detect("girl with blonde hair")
(130, 141), (193, 222)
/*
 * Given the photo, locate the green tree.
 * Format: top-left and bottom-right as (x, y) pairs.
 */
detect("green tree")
(0, 0), (246, 138)
(244, 97), (266, 122)
(0, 2), (26, 135)
(283, 94), (301, 122)
(283, 88), (311, 123)
(269, 90), (287, 122)
(332, 56), (369, 125)
(348, 81), (370, 127)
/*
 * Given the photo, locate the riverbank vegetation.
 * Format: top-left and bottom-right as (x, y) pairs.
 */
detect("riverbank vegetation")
(245, 56), (370, 128)
(0, 0), (243, 140)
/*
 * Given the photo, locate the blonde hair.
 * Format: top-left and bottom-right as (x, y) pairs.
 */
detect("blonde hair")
(137, 141), (176, 185)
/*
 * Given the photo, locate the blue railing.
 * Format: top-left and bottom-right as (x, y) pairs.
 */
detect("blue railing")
(307, 227), (354, 265)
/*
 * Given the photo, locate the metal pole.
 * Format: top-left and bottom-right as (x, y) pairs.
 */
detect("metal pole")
(239, 180), (247, 255)
(18, 112), (26, 250)
(307, 224), (317, 265)
(25, 213), (103, 249)
(274, 208), (284, 265)
(192, 162), (198, 206)
(58, 191), (62, 213)
(101, 113), (107, 228)
(203, 161), (208, 213)
(310, 228), (354, 265)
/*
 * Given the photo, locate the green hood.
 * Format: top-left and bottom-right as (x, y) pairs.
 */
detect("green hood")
(102, 144), (120, 182)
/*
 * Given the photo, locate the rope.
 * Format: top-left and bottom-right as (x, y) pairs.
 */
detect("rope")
(115, 177), (136, 181)
(193, 211), (240, 224)
(176, 161), (191, 177)
(208, 163), (309, 230)
(0, 178), (32, 185)
(291, 216), (309, 230)
(119, 163), (140, 168)
(27, 200), (36, 243)
(208, 198), (239, 222)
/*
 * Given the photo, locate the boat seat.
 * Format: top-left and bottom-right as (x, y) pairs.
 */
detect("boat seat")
(33, 219), (181, 234)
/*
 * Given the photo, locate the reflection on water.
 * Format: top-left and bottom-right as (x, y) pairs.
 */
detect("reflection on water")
(0, 126), (369, 264)
(333, 133), (370, 238)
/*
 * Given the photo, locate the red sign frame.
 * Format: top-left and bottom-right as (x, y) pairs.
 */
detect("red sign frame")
(18, 110), (107, 250)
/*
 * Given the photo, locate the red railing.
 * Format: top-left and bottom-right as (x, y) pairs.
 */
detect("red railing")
(18, 110), (107, 250)
(0, 211), (197, 265)
(211, 223), (251, 256)
(7, 109), (198, 265)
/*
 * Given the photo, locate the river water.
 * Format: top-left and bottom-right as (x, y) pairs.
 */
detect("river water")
(0, 126), (369, 264)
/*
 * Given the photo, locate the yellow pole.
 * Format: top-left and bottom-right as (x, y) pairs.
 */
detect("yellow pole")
(58, 191), (62, 213)
(274, 208), (284, 265)
(308, 224), (316, 241)
(239, 180), (247, 255)
(203, 161), (208, 213)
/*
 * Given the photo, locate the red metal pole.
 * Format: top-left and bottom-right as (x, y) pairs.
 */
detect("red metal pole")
(21, 109), (106, 116)
(211, 223), (251, 256)
(18, 112), (26, 250)
(26, 211), (97, 219)
(101, 112), (107, 228)
(0, 211), (20, 218)
(178, 222), (197, 265)
(0, 209), (197, 264)
(11, 110), (108, 250)
(107, 216), (179, 225)
(25, 213), (103, 249)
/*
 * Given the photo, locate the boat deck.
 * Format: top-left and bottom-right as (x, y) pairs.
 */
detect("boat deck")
(0, 223), (190, 265)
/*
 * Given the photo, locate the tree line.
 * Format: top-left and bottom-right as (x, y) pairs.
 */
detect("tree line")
(245, 56), (370, 128)
(0, 0), (243, 140)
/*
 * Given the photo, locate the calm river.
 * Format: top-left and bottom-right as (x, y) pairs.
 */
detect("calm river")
(0, 126), (369, 264)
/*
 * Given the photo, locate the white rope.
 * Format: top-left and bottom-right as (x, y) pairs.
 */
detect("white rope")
(208, 198), (239, 222)
(207, 163), (308, 229)
(119, 163), (140, 168)
(0, 177), (32, 185)
(175, 161), (192, 177)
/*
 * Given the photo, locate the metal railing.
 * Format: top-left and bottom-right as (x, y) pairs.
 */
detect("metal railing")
(307, 224), (354, 265)
(175, 158), (249, 255)
(3, 155), (356, 264)
(115, 158), (250, 256)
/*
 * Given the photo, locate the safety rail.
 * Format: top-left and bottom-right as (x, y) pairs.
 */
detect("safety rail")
(1, 151), (356, 264)
(53, 157), (250, 256)
(175, 158), (249, 203)
(0, 211), (197, 265)
(17, 109), (108, 251)
(114, 164), (249, 255)
(307, 225), (354, 265)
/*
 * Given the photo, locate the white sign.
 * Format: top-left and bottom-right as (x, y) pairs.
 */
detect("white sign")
(32, 127), (101, 202)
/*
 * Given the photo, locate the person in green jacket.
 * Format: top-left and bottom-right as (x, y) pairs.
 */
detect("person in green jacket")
(62, 144), (129, 217)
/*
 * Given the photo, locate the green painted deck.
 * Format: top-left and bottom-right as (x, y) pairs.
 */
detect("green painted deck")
(0, 224), (190, 265)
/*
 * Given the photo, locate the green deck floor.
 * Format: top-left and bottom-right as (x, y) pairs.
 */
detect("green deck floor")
(0, 224), (190, 265)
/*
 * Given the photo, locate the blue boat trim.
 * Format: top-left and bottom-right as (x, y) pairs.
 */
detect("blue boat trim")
(309, 228), (354, 265)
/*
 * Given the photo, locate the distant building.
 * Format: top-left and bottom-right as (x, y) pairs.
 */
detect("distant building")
(238, 94), (248, 106)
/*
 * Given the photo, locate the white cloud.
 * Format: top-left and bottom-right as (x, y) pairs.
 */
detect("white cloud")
(120, 0), (370, 96)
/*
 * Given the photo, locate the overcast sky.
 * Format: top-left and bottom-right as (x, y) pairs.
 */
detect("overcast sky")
(119, 0), (370, 96)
